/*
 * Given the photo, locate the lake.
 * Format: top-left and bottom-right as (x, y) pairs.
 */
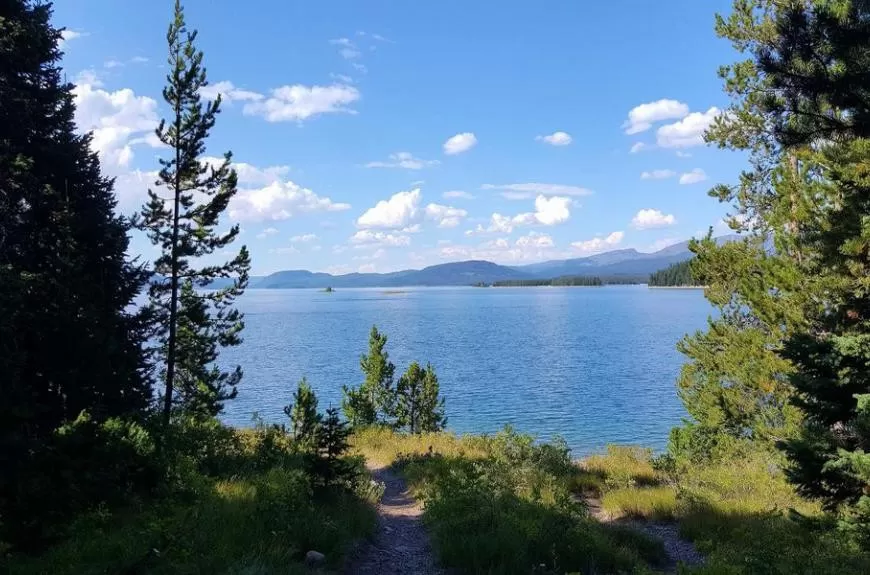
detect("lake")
(219, 286), (711, 455)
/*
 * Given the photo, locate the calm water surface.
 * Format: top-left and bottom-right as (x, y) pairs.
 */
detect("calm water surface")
(219, 286), (711, 455)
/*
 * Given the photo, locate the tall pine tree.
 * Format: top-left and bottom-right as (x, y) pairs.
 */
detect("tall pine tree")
(138, 0), (250, 424)
(342, 326), (396, 426)
(1, 0), (150, 531)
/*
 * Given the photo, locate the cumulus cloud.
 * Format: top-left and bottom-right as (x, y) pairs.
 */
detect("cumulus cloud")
(365, 152), (439, 170)
(443, 132), (477, 155)
(357, 189), (422, 229)
(72, 83), (161, 170)
(468, 195), (572, 235)
(623, 99), (689, 135)
(571, 231), (624, 254)
(481, 182), (592, 199)
(350, 230), (411, 248)
(230, 180), (351, 222)
(515, 231), (555, 248)
(656, 107), (720, 148)
(330, 38), (361, 60)
(676, 151), (692, 158)
(443, 190), (474, 200)
(536, 131), (572, 146)
(291, 233), (318, 243)
(203, 156), (291, 186)
(425, 203), (468, 228)
(74, 69), (103, 88)
(631, 209), (676, 229)
(630, 142), (647, 153)
(242, 83), (360, 122)
(679, 168), (708, 185)
(199, 80), (264, 103)
(640, 169), (676, 180)
(439, 232), (557, 263)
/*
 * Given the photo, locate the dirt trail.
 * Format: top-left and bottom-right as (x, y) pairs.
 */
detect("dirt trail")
(586, 496), (705, 574)
(346, 464), (443, 575)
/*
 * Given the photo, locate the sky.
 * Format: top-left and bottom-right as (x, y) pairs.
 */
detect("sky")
(55, 0), (742, 276)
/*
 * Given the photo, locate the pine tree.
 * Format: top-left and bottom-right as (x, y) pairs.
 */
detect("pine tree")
(1, 0), (151, 542)
(396, 362), (447, 434)
(309, 407), (354, 488)
(138, 0), (250, 424)
(342, 326), (395, 426)
(284, 377), (320, 446)
(748, 0), (870, 541)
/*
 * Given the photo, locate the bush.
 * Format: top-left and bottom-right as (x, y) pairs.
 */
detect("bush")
(1, 412), (160, 549)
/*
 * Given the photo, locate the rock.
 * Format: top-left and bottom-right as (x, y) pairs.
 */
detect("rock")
(305, 550), (325, 566)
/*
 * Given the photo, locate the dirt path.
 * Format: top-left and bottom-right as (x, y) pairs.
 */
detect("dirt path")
(346, 464), (444, 575)
(586, 496), (704, 574)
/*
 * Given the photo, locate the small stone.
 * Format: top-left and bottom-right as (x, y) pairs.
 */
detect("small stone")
(305, 550), (325, 565)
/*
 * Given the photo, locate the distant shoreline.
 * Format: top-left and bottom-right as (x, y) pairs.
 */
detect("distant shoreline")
(647, 285), (707, 290)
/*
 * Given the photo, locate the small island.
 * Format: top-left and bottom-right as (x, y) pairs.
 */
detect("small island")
(493, 275), (603, 287)
(322, 286), (334, 293)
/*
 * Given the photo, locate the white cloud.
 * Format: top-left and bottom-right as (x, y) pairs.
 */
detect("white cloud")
(630, 142), (647, 153)
(199, 80), (264, 103)
(679, 168), (708, 185)
(443, 132), (477, 155)
(291, 233), (318, 243)
(112, 169), (159, 212)
(330, 73), (354, 84)
(676, 151), (692, 158)
(203, 156), (290, 186)
(365, 152), (439, 170)
(358, 263), (377, 273)
(104, 59), (123, 69)
(640, 169), (676, 180)
(330, 38), (362, 60)
(59, 30), (84, 48)
(131, 56), (149, 64)
(481, 182), (592, 199)
(515, 231), (554, 248)
(425, 203), (468, 228)
(256, 227), (279, 239)
(350, 230), (411, 248)
(351, 62), (368, 74)
(536, 131), (572, 146)
(74, 69), (103, 88)
(571, 231), (624, 254)
(72, 83), (161, 170)
(631, 209), (677, 229)
(243, 84), (360, 122)
(468, 195), (572, 235)
(529, 195), (571, 225)
(443, 190), (474, 200)
(357, 189), (421, 229)
(657, 107), (720, 148)
(230, 180), (351, 222)
(623, 99), (689, 134)
(401, 224), (422, 233)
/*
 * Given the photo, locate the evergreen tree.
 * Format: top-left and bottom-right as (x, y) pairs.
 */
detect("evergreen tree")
(138, 0), (250, 424)
(309, 407), (354, 488)
(746, 0), (870, 541)
(342, 326), (395, 426)
(1, 0), (150, 543)
(396, 362), (447, 434)
(284, 377), (320, 446)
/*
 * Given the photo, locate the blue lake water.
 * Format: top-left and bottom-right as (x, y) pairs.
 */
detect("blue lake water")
(219, 286), (711, 455)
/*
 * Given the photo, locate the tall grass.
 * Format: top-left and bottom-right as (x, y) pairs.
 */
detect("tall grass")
(5, 423), (377, 574)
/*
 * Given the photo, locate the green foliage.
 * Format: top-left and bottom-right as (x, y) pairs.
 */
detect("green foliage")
(342, 325), (396, 426)
(648, 259), (699, 287)
(284, 377), (321, 447)
(395, 362), (447, 434)
(137, 0), (250, 423)
(389, 429), (666, 574)
(0, 0), (151, 551)
(1, 413), (160, 549)
(492, 275), (603, 287)
(5, 425), (377, 574)
(308, 407), (357, 489)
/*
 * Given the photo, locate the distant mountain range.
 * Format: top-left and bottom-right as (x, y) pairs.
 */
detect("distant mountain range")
(233, 234), (740, 289)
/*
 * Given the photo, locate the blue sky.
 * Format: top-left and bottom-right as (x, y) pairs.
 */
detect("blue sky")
(56, 0), (741, 276)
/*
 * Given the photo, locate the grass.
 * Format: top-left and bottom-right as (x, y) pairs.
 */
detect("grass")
(578, 444), (870, 575)
(4, 424), (377, 575)
(354, 427), (667, 574)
